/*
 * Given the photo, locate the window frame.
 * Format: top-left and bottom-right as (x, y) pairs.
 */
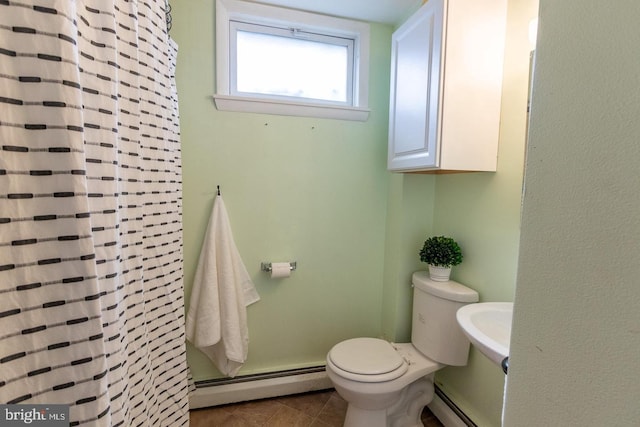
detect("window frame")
(214, 0), (370, 121)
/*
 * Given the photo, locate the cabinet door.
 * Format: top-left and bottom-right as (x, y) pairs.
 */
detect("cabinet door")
(388, 0), (444, 171)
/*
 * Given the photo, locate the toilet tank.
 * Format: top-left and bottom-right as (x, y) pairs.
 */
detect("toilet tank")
(411, 271), (479, 366)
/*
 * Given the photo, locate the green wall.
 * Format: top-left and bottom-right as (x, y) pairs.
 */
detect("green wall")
(381, 173), (435, 343)
(505, 2), (640, 424)
(172, 0), (394, 379)
(173, 0), (536, 425)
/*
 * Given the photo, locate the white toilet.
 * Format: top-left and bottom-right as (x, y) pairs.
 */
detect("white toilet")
(326, 271), (479, 427)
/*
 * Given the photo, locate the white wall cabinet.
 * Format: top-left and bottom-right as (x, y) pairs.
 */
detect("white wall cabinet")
(388, 0), (507, 172)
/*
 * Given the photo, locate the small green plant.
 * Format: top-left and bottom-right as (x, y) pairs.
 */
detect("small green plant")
(419, 236), (463, 267)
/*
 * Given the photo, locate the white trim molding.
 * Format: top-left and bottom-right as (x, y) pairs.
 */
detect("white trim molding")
(213, 94), (370, 121)
(215, 0), (370, 121)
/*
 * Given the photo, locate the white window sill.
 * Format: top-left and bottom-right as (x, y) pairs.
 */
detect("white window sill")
(213, 94), (370, 121)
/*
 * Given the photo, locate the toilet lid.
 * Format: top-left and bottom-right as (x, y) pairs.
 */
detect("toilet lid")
(329, 337), (405, 376)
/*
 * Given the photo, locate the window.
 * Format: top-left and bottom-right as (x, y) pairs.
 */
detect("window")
(215, 0), (370, 121)
(232, 23), (353, 105)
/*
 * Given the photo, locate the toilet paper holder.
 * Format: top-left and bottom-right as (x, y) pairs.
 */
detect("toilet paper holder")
(261, 262), (297, 273)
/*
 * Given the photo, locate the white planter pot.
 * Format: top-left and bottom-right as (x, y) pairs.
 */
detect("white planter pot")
(428, 265), (452, 282)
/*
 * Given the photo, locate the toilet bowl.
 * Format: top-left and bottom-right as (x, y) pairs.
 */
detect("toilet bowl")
(327, 339), (442, 427)
(326, 271), (479, 427)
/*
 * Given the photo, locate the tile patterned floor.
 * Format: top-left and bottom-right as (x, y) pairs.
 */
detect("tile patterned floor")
(189, 389), (444, 426)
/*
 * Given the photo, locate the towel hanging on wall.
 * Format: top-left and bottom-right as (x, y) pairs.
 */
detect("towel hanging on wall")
(186, 193), (260, 377)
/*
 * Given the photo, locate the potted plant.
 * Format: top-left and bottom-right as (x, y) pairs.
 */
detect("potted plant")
(419, 236), (463, 281)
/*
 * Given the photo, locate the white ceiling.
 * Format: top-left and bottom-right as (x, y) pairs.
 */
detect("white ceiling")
(250, 0), (423, 25)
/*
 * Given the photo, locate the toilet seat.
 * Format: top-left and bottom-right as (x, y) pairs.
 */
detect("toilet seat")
(328, 337), (408, 383)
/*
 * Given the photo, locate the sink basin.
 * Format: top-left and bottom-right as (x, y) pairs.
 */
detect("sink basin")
(456, 302), (513, 366)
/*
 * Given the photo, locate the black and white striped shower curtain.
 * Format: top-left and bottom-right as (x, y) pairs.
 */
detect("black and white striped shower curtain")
(0, 1), (188, 425)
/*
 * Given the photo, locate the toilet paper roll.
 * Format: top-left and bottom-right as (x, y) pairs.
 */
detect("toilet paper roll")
(270, 262), (291, 279)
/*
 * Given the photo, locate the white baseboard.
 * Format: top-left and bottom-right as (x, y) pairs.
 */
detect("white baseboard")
(189, 369), (333, 409)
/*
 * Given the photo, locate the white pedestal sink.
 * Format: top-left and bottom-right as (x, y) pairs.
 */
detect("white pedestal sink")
(456, 302), (513, 368)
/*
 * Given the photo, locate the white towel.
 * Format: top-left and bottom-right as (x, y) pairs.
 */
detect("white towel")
(186, 194), (260, 377)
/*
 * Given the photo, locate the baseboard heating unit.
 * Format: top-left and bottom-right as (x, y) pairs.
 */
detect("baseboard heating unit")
(190, 366), (476, 427)
(189, 366), (332, 409)
(428, 385), (477, 427)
